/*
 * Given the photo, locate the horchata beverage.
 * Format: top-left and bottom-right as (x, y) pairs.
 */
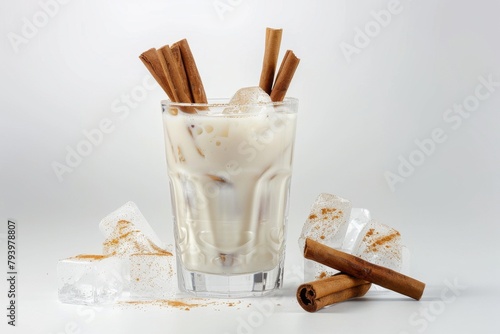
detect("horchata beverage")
(162, 90), (298, 296)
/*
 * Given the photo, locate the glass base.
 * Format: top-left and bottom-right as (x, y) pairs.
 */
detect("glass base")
(177, 264), (284, 298)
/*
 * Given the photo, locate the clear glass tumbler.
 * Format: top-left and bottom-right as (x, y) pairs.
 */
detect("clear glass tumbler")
(161, 98), (298, 297)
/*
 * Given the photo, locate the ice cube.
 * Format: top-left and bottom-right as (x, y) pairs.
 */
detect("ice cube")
(224, 87), (272, 114)
(303, 208), (371, 281)
(99, 201), (163, 248)
(298, 193), (352, 251)
(342, 208), (371, 253)
(300, 193), (352, 281)
(103, 220), (168, 257)
(352, 220), (403, 272)
(303, 259), (339, 281)
(230, 86), (272, 104)
(129, 251), (176, 299)
(57, 254), (127, 305)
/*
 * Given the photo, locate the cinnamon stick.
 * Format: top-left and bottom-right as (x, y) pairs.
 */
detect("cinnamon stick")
(304, 238), (425, 300)
(139, 48), (176, 100)
(270, 50), (300, 102)
(155, 48), (178, 102)
(259, 28), (283, 94)
(173, 39), (207, 103)
(170, 44), (193, 102)
(158, 45), (193, 103)
(297, 274), (371, 312)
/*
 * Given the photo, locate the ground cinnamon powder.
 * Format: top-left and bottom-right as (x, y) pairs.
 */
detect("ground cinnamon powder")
(364, 229), (401, 253)
(103, 220), (172, 256)
(71, 255), (108, 261)
(120, 299), (243, 311)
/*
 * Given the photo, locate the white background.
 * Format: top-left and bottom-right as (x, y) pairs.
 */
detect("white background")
(1, 0), (499, 333)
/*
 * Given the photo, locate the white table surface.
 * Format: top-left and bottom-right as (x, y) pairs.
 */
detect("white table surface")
(2, 211), (499, 334)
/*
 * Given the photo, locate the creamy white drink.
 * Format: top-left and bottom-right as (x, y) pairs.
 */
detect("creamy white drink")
(163, 91), (297, 279)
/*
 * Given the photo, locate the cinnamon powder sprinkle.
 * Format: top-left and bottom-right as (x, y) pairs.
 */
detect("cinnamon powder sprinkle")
(121, 300), (204, 311)
(131, 252), (173, 257)
(103, 220), (172, 256)
(71, 254), (108, 261)
(119, 299), (244, 311)
(367, 231), (401, 252)
(320, 208), (336, 215)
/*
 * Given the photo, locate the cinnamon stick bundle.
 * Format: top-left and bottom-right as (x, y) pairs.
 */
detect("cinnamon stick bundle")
(304, 238), (425, 300)
(297, 274), (371, 312)
(139, 39), (206, 103)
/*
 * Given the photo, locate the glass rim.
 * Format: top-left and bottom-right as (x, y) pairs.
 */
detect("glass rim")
(161, 97), (298, 108)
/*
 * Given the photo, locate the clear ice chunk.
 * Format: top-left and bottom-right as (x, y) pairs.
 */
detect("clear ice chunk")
(224, 86), (273, 114)
(303, 259), (338, 281)
(102, 220), (168, 257)
(352, 220), (404, 272)
(300, 193), (352, 281)
(230, 86), (272, 104)
(99, 201), (163, 248)
(57, 255), (127, 305)
(342, 208), (371, 253)
(129, 251), (176, 299)
(298, 193), (352, 251)
(301, 197), (410, 282)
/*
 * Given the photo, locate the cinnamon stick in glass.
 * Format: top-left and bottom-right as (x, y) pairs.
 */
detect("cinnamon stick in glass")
(259, 27), (283, 94)
(173, 39), (207, 103)
(304, 238), (425, 300)
(155, 48), (178, 102)
(158, 45), (192, 103)
(139, 48), (176, 100)
(170, 44), (193, 102)
(270, 50), (300, 102)
(297, 274), (371, 312)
